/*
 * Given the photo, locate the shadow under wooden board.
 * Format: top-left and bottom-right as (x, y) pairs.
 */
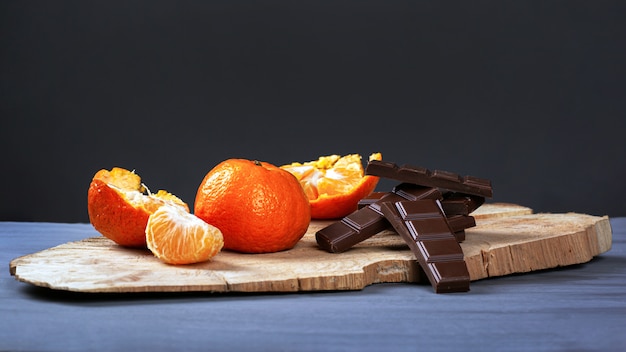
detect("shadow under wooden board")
(10, 203), (612, 293)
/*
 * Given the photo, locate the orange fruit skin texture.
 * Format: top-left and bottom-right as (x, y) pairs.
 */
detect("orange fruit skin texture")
(88, 179), (152, 247)
(87, 168), (189, 248)
(309, 175), (379, 219)
(194, 159), (311, 254)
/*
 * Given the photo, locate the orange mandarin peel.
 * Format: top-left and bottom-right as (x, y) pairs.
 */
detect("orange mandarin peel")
(281, 152), (382, 219)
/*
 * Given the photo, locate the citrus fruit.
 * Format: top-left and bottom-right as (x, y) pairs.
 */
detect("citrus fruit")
(194, 159), (311, 254)
(87, 167), (189, 247)
(280, 152), (382, 219)
(146, 204), (224, 265)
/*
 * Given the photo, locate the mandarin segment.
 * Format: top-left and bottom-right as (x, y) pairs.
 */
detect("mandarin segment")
(146, 205), (224, 265)
(281, 153), (382, 219)
(194, 159), (311, 254)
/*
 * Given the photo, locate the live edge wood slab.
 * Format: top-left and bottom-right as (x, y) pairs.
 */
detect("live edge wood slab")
(9, 203), (612, 294)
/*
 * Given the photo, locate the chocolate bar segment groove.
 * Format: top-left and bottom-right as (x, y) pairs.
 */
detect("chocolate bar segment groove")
(365, 160), (493, 198)
(380, 200), (470, 293)
(396, 199), (443, 221)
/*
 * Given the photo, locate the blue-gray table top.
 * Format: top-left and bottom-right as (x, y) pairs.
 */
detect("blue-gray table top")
(2, 218), (625, 351)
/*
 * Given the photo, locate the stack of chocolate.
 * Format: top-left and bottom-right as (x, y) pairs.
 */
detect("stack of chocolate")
(315, 160), (493, 294)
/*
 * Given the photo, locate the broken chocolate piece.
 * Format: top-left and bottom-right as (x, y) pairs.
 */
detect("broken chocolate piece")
(446, 215), (475, 242)
(441, 192), (485, 216)
(380, 200), (470, 293)
(365, 160), (493, 198)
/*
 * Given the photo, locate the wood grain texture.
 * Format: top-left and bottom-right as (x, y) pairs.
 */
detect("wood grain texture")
(9, 203), (612, 293)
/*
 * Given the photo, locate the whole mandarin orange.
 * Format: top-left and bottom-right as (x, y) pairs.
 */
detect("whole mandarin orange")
(194, 159), (311, 254)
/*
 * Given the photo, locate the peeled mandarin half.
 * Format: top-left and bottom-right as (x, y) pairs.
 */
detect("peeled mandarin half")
(87, 167), (189, 247)
(281, 152), (382, 219)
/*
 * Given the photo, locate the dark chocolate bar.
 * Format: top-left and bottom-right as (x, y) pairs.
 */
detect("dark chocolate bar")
(316, 185), (442, 253)
(365, 160), (493, 198)
(316, 207), (390, 253)
(380, 200), (470, 293)
(451, 230), (465, 243)
(446, 215), (475, 242)
(368, 184), (442, 215)
(358, 189), (478, 242)
(322, 188), (477, 253)
(357, 192), (387, 209)
(362, 191), (485, 217)
(441, 193), (485, 216)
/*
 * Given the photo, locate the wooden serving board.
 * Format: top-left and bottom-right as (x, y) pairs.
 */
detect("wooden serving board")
(10, 203), (612, 293)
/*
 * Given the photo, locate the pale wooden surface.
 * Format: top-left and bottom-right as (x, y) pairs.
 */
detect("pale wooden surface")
(471, 202), (533, 219)
(9, 203), (612, 293)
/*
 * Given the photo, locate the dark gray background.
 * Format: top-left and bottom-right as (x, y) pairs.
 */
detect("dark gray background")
(2, 1), (625, 223)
